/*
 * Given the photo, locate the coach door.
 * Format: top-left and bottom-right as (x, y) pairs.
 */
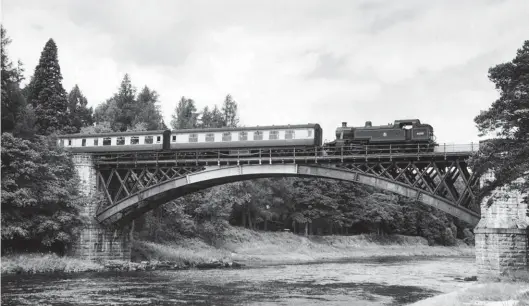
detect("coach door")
(163, 130), (171, 150)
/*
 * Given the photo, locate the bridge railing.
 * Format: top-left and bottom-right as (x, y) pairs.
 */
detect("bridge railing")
(92, 142), (481, 165)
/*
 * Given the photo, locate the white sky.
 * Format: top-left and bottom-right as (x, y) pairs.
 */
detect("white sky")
(2, 0), (528, 144)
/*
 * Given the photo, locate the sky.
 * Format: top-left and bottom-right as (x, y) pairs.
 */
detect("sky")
(2, 0), (528, 144)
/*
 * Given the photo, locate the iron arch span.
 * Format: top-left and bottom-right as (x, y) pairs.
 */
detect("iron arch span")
(96, 164), (480, 226)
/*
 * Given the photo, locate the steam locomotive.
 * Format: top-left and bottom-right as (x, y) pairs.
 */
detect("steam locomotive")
(325, 119), (436, 151)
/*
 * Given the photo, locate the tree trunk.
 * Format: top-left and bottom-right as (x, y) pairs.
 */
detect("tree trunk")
(304, 222), (308, 236)
(248, 210), (253, 229)
(242, 209), (247, 228)
(264, 219), (268, 231)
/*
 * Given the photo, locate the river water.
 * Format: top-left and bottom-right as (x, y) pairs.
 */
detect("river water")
(1, 256), (476, 306)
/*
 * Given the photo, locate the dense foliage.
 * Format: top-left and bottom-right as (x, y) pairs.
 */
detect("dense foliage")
(1, 134), (85, 254)
(93, 74), (165, 132)
(472, 40), (529, 203)
(1, 27), (91, 254)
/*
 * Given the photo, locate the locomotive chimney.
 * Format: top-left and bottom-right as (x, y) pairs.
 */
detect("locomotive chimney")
(342, 122), (347, 127)
(365, 121), (372, 127)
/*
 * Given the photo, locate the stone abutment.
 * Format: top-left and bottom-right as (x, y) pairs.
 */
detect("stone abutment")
(71, 155), (132, 261)
(474, 171), (529, 279)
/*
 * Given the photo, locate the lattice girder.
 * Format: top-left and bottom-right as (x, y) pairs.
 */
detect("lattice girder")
(96, 165), (206, 213)
(334, 159), (479, 214)
(94, 157), (479, 217)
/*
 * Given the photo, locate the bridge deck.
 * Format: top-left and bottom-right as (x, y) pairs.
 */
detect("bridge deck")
(90, 143), (478, 166)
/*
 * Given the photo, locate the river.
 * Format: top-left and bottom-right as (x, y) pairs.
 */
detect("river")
(1, 256), (476, 306)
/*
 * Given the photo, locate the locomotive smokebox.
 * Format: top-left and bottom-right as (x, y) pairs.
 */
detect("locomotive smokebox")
(342, 122), (347, 127)
(365, 121), (372, 127)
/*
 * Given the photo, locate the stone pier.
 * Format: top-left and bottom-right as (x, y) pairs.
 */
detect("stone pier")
(474, 172), (529, 279)
(70, 154), (132, 261)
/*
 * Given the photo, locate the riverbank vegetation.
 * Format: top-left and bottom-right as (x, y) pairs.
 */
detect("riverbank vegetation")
(1, 253), (103, 274)
(132, 225), (474, 267)
(2, 225), (473, 275)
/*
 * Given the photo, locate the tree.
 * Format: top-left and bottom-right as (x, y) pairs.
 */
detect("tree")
(93, 75), (165, 132)
(221, 94), (239, 127)
(112, 74), (137, 131)
(67, 84), (93, 133)
(472, 40), (529, 202)
(26, 39), (70, 135)
(1, 26), (27, 134)
(133, 86), (165, 130)
(170, 96), (198, 129)
(200, 106), (213, 128)
(1, 133), (85, 254)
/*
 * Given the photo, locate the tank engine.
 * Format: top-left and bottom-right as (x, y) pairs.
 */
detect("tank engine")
(328, 119), (436, 151)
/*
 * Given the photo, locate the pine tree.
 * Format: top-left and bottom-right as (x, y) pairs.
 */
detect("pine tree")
(170, 96), (198, 129)
(27, 39), (69, 135)
(1, 26), (27, 134)
(200, 106), (213, 128)
(472, 40), (529, 202)
(210, 105), (225, 128)
(134, 86), (165, 130)
(222, 94), (239, 127)
(67, 84), (93, 133)
(112, 74), (137, 131)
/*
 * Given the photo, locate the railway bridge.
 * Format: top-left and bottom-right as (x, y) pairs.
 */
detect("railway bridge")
(72, 143), (528, 279)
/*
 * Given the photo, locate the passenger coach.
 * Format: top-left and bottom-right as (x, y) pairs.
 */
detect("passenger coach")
(57, 124), (323, 153)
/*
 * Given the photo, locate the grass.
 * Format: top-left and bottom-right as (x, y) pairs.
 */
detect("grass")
(1, 226), (475, 274)
(217, 226), (474, 265)
(1, 253), (103, 275)
(132, 238), (232, 265)
(410, 282), (529, 306)
(131, 226), (475, 267)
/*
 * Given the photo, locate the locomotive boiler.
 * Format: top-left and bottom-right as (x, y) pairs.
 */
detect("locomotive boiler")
(328, 119), (436, 150)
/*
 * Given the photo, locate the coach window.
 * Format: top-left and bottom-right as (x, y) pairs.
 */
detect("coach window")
(103, 137), (111, 146)
(82, 139), (86, 147)
(172, 135), (176, 142)
(156, 136), (161, 143)
(131, 136), (139, 145)
(239, 131), (248, 141)
(285, 130), (295, 140)
(253, 131), (263, 140)
(117, 136), (125, 145)
(206, 133), (215, 142)
(189, 133), (198, 142)
(68, 139), (72, 146)
(222, 132), (232, 142)
(308, 130), (313, 137)
(145, 136), (153, 144)
(269, 131), (279, 140)
(94, 138), (99, 146)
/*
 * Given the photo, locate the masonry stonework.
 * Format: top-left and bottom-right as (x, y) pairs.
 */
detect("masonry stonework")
(474, 171), (529, 279)
(70, 154), (132, 261)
